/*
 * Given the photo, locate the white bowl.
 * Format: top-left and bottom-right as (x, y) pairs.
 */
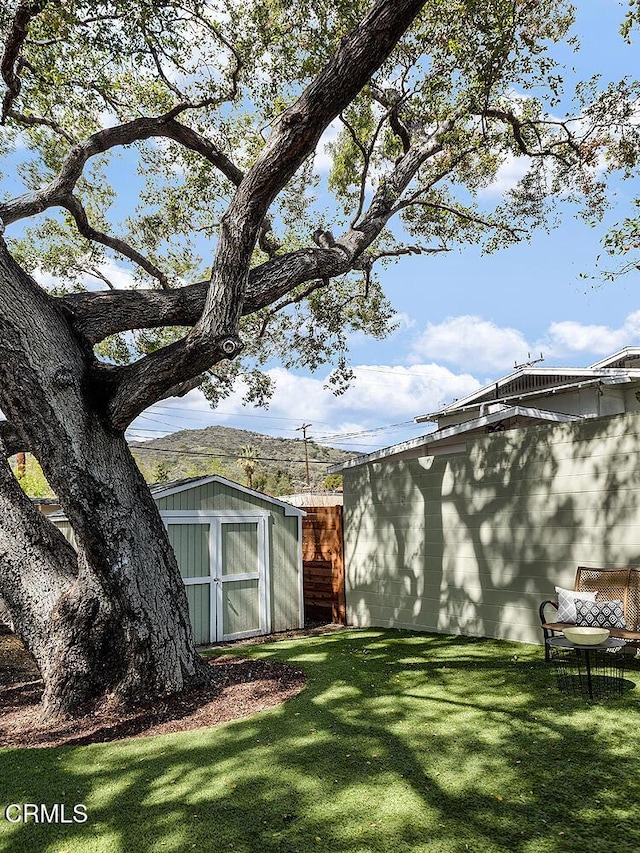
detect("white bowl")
(563, 626), (610, 646)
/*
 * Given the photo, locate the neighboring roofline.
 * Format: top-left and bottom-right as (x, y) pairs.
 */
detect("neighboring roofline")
(279, 492), (344, 507)
(329, 405), (582, 472)
(416, 372), (640, 423)
(150, 474), (305, 517)
(588, 346), (640, 368)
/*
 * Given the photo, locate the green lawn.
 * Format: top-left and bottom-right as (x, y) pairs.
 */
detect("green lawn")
(1, 629), (639, 853)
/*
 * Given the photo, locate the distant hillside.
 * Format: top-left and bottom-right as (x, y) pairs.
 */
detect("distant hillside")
(130, 425), (355, 495)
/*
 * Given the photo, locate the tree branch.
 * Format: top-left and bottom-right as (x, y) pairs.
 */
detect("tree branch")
(483, 108), (585, 162)
(161, 119), (244, 185)
(339, 111), (371, 227)
(61, 194), (172, 290)
(0, 113), (249, 228)
(370, 83), (411, 153)
(0, 419), (28, 456)
(7, 108), (77, 143)
(394, 199), (527, 240)
(0, 0), (49, 123)
(60, 117), (459, 345)
(0, 113), (248, 281)
(100, 332), (245, 431)
(367, 244), (449, 261)
(101, 0), (428, 428)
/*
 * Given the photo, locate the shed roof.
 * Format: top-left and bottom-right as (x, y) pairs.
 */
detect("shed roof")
(46, 474), (305, 522)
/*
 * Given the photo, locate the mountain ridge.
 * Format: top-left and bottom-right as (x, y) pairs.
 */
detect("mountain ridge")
(130, 424), (355, 494)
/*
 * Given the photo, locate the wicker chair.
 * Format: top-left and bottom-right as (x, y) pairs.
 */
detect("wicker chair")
(539, 567), (640, 661)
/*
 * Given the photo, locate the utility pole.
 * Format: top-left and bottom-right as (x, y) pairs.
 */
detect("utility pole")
(296, 423), (312, 490)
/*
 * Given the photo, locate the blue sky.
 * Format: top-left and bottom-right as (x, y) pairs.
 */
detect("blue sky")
(130, 1), (640, 455)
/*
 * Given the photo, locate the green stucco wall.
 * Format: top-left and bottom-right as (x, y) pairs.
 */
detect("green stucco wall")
(343, 412), (640, 645)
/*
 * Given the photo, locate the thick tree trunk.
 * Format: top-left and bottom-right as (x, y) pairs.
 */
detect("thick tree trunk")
(0, 242), (206, 720)
(38, 434), (206, 719)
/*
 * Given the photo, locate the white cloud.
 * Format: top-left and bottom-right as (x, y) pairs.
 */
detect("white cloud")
(542, 311), (640, 357)
(34, 258), (138, 292)
(89, 259), (138, 290)
(409, 315), (531, 373)
(134, 362), (481, 451)
(408, 310), (640, 377)
(243, 364), (481, 430)
(480, 152), (531, 197)
(393, 312), (418, 331)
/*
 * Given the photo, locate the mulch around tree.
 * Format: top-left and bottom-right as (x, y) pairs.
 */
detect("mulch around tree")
(0, 624), (341, 750)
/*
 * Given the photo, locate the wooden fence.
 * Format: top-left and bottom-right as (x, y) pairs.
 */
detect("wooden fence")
(302, 505), (345, 624)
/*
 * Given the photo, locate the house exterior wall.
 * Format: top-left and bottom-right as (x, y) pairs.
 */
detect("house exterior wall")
(343, 412), (640, 645)
(530, 387), (600, 417)
(623, 386), (640, 413)
(155, 480), (302, 633)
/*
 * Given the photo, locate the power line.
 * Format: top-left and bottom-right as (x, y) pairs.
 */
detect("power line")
(129, 445), (343, 465)
(147, 403), (335, 427)
(129, 408), (423, 444)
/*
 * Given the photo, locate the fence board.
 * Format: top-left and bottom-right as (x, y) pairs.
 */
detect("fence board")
(301, 506), (345, 624)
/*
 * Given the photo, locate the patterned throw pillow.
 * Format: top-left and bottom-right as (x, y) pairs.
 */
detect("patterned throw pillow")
(575, 599), (627, 629)
(555, 586), (596, 624)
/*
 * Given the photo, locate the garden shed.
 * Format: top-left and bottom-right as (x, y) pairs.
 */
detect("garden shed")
(51, 475), (305, 645)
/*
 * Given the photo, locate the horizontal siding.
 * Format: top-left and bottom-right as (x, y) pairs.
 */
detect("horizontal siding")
(344, 412), (640, 647)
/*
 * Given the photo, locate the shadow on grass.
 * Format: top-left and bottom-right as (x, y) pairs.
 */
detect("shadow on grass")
(0, 629), (639, 853)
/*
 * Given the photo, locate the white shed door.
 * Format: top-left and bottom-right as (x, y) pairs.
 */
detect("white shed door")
(165, 513), (270, 643)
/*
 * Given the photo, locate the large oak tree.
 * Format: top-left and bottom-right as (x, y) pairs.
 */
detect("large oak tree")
(0, 0), (626, 720)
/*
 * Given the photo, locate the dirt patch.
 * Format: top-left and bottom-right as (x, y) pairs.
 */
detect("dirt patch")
(0, 626), (321, 749)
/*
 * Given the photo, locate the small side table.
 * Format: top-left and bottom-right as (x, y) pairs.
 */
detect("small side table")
(548, 637), (627, 699)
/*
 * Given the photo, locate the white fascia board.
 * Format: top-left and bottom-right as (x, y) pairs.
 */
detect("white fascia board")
(588, 347), (640, 369)
(327, 431), (437, 472)
(150, 474), (306, 517)
(331, 406), (581, 472)
(421, 406), (580, 446)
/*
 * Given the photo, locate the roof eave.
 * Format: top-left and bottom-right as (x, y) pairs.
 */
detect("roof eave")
(416, 373), (640, 422)
(331, 405), (582, 472)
